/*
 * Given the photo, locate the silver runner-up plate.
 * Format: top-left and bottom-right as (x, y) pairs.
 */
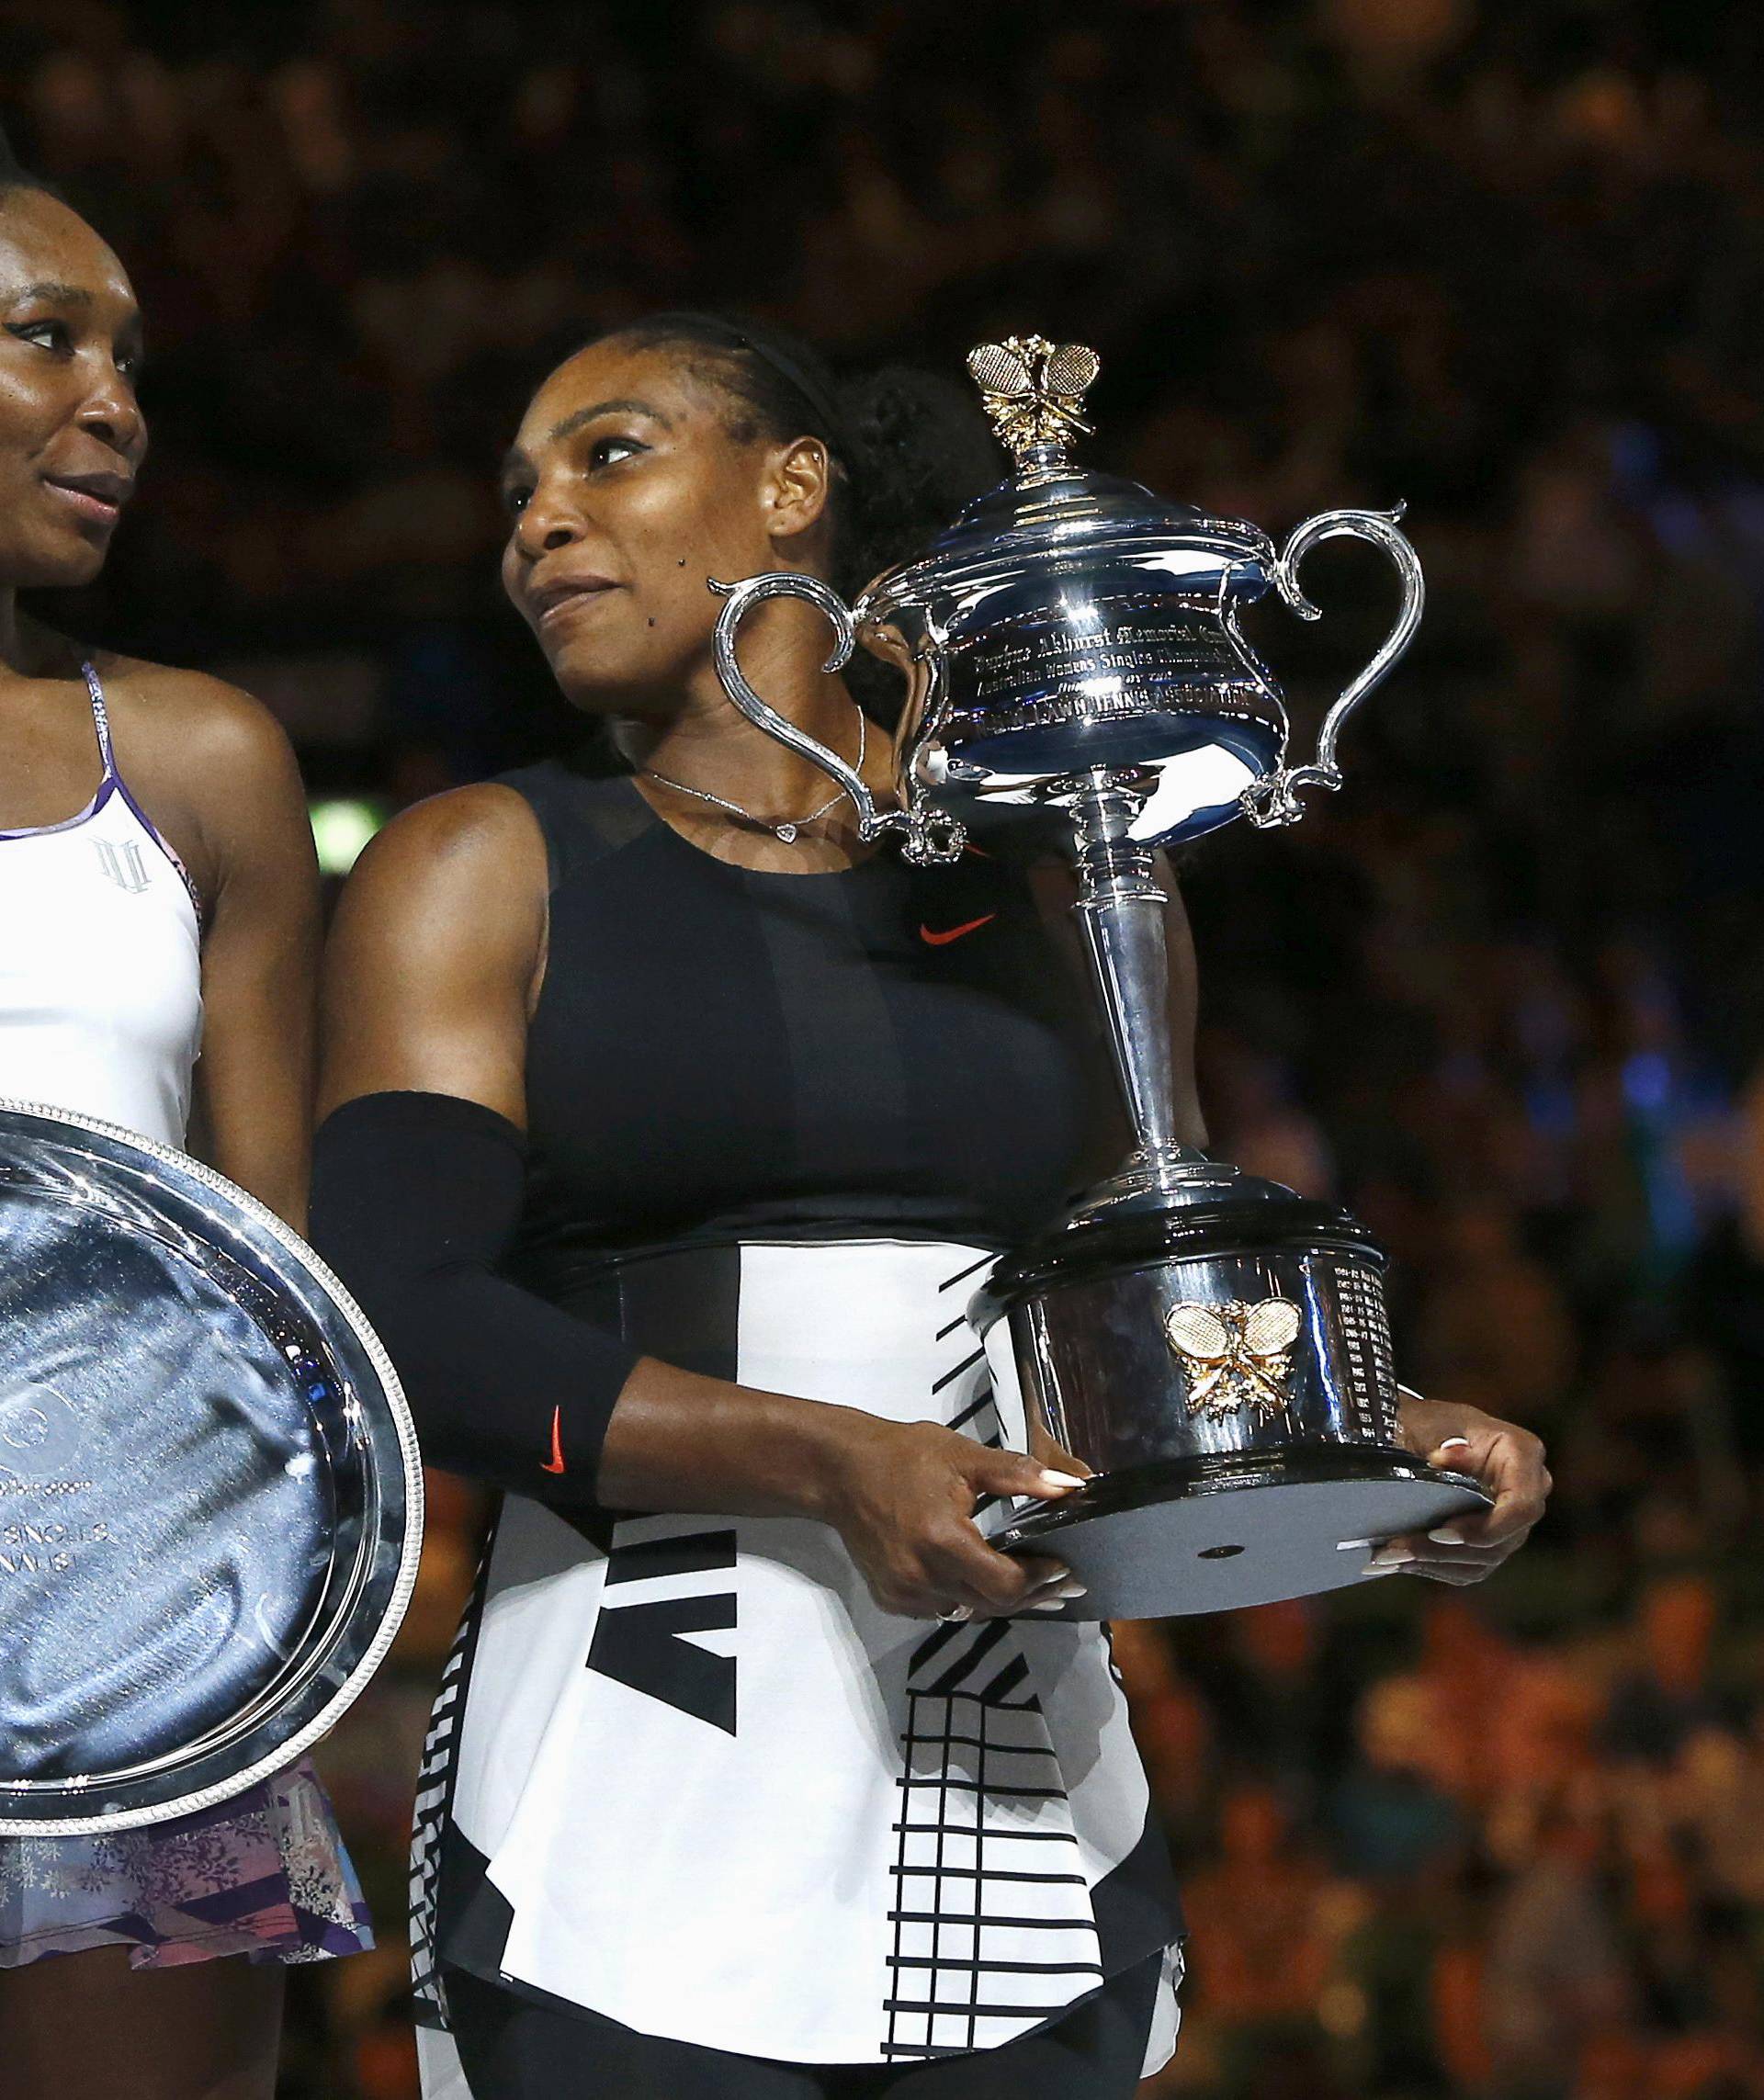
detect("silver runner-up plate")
(0, 1101), (422, 1835)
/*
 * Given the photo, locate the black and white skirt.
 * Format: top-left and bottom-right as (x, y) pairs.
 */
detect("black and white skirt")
(412, 1239), (1182, 2092)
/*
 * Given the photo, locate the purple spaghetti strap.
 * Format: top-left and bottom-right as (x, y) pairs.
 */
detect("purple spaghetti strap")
(81, 660), (117, 776)
(78, 660), (205, 924)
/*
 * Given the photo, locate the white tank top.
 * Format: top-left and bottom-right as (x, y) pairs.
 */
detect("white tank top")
(0, 663), (203, 1148)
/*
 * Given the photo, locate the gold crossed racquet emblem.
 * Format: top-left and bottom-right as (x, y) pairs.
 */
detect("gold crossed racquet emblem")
(1164, 1297), (1304, 1423)
(966, 334), (1101, 462)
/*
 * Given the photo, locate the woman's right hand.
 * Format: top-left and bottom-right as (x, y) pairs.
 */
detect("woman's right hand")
(593, 1362), (1091, 1620)
(813, 1412), (1089, 1621)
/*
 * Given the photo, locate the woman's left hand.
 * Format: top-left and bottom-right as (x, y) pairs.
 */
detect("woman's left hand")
(1371, 1390), (1553, 1585)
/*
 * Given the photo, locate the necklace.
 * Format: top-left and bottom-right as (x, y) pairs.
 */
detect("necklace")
(642, 708), (866, 844)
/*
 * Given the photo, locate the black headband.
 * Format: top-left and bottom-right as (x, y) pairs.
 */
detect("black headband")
(644, 310), (854, 467)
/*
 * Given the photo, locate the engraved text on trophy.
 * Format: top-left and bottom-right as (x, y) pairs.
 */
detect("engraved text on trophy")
(949, 600), (1272, 741)
(1329, 1264), (1399, 1440)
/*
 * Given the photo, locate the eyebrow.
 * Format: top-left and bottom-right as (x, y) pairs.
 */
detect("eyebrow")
(500, 397), (674, 487)
(549, 397), (672, 442)
(6, 281), (94, 307)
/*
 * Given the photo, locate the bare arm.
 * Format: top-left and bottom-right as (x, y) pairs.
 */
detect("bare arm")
(316, 792), (1081, 1619)
(317, 785), (540, 1129)
(156, 678), (322, 1227)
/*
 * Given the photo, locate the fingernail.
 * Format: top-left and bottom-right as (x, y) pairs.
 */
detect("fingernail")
(1056, 1579), (1089, 1598)
(1038, 1470), (1088, 1493)
(1336, 1538), (1374, 1552)
(1434, 1438), (1472, 1455)
(1428, 1526), (1464, 1545)
(1358, 1563), (1403, 1578)
(1370, 1545), (1417, 1568)
(1029, 1597), (1069, 1612)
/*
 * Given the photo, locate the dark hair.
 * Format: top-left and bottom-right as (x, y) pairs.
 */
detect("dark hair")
(600, 311), (1002, 714)
(0, 125), (61, 209)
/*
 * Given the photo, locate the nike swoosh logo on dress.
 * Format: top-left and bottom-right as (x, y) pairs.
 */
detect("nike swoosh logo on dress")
(919, 913), (997, 947)
(541, 1405), (566, 1473)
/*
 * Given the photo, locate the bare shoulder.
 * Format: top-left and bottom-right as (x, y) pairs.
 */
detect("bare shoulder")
(344, 782), (546, 910)
(62, 653), (311, 909)
(97, 653), (294, 772)
(320, 785), (547, 1120)
(329, 784), (548, 977)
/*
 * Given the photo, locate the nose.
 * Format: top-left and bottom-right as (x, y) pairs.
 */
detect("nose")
(513, 482), (585, 563)
(77, 365), (144, 462)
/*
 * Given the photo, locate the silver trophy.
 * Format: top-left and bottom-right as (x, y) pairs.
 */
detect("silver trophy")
(712, 334), (1487, 1618)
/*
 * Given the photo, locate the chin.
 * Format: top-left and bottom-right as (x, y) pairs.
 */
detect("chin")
(15, 539), (108, 592)
(548, 635), (698, 717)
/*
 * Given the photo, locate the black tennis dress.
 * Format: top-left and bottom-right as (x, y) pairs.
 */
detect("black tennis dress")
(410, 765), (1185, 2094)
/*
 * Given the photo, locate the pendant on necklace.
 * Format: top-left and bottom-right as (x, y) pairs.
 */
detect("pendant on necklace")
(775, 823), (798, 843)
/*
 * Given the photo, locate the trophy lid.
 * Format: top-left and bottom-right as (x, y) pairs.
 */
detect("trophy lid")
(864, 335), (1275, 618)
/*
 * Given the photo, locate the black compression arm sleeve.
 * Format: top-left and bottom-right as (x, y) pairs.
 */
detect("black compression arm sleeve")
(309, 1090), (641, 1505)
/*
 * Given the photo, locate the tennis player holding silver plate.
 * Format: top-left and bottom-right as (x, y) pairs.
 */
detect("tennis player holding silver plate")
(0, 140), (422, 2100)
(711, 333), (1494, 1619)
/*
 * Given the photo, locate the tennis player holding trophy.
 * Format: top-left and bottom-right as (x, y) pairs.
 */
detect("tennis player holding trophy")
(311, 313), (1548, 2097)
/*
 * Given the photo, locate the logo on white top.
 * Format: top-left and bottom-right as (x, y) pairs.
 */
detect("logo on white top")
(94, 839), (151, 895)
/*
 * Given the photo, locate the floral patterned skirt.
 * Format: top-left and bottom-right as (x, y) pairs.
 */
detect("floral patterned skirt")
(0, 1757), (373, 1969)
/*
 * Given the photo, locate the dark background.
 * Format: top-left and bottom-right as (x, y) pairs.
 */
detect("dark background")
(6, 2), (1764, 2094)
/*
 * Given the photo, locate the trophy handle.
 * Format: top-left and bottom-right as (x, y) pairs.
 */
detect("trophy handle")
(708, 573), (966, 864)
(1242, 505), (1425, 828)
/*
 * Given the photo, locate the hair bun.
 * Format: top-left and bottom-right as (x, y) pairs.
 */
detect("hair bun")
(835, 365), (1000, 592)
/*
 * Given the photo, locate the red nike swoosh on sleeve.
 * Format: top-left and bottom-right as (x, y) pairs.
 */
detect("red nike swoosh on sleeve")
(541, 1405), (566, 1473)
(919, 913), (997, 946)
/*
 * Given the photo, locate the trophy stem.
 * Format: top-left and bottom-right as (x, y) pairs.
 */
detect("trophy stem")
(1069, 773), (1216, 1200)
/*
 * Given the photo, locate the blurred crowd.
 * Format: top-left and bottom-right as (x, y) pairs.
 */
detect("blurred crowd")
(5, 0), (1764, 2094)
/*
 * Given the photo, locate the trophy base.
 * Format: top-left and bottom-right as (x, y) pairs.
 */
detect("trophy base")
(993, 1445), (1490, 1620)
